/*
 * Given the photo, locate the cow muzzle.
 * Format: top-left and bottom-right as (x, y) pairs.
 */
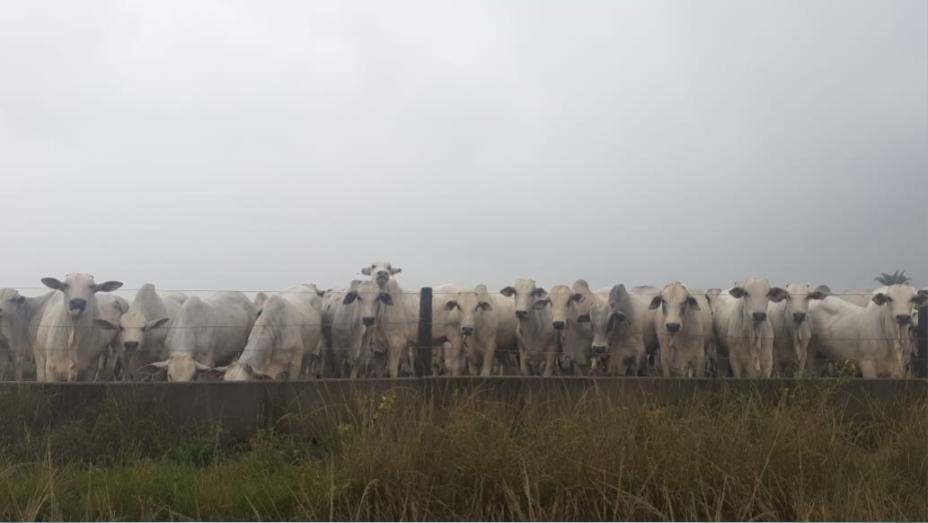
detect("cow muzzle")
(665, 322), (681, 333)
(591, 344), (607, 355)
(376, 272), (389, 284)
(896, 314), (912, 325)
(461, 325), (475, 336)
(515, 310), (528, 320)
(752, 312), (767, 322)
(69, 298), (87, 315)
(792, 312), (806, 322)
(552, 320), (565, 330)
(124, 341), (139, 351)
(362, 317), (375, 327)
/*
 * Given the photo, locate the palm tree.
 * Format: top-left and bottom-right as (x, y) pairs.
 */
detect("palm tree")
(874, 269), (911, 286)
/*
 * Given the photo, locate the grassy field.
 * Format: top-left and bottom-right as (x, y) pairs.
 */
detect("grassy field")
(0, 381), (925, 521)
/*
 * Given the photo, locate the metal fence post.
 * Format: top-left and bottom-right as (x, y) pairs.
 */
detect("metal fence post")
(917, 305), (927, 379)
(416, 287), (433, 377)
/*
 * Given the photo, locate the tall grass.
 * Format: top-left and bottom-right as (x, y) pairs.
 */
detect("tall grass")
(0, 382), (925, 521)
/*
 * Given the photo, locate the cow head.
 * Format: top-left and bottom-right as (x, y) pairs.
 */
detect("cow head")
(728, 277), (786, 322)
(453, 285), (494, 337)
(779, 283), (829, 323)
(343, 280), (392, 327)
(650, 282), (700, 335)
(870, 285), (928, 326)
(140, 353), (214, 382)
(0, 288), (26, 319)
(547, 284), (585, 330)
(585, 284), (634, 355)
(104, 309), (169, 353)
(500, 278), (547, 320)
(41, 273), (122, 318)
(361, 261), (401, 289)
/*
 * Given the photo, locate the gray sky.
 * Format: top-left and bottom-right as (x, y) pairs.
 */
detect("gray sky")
(1, 0), (925, 296)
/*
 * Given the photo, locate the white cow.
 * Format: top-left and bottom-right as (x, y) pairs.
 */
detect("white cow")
(708, 277), (788, 378)
(426, 284), (470, 376)
(94, 284), (186, 381)
(809, 284), (927, 378)
(584, 284), (657, 376)
(648, 282), (714, 378)
(547, 281), (595, 375)
(767, 283), (829, 377)
(33, 274), (124, 382)
(224, 284), (324, 381)
(94, 293), (130, 380)
(0, 288), (56, 380)
(322, 280), (388, 378)
(143, 292), (257, 381)
(362, 260), (402, 290)
(500, 279), (558, 376)
(454, 285), (518, 376)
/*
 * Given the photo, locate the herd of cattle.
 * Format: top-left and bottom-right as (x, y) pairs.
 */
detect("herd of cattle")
(0, 261), (925, 382)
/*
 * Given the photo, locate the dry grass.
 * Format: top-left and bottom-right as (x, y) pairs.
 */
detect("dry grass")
(0, 381), (925, 521)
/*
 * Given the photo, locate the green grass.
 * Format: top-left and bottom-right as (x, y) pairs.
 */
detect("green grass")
(0, 383), (925, 521)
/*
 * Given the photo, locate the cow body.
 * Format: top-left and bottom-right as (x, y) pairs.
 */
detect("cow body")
(500, 279), (558, 376)
(452, 285), (517, 376)
(0, 289), (56, 380)
(767, 283), (828, 377)
(709, 277), (787, 378)
(809, 285), (926, 378)
(33, 274), (124, 382)
(225, 284), (324, 381)
(147, 292), (257, 381)
(649, 282), (714, 378)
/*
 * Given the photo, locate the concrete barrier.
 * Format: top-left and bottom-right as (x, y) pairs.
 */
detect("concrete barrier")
(1, 378), (924, 438)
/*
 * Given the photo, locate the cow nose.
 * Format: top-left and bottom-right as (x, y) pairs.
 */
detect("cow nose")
(591, 345), (607, 355)
(377, 271), (388, 279)
(896, 314), (912, 325)
(461, 326), (475, 336)
(665, 322), (681, 333)
(752, 312), (767, 322)
(553, 320), (565, 330)
(69, 298), (87, 311)
(793, 312), (806, 322)
(362, 317), (375, 327)
(515, 310), (528, 319)
(124, 341), (139, 351)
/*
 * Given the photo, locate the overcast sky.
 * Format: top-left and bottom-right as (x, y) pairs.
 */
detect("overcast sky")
(1, 0), (925, 296)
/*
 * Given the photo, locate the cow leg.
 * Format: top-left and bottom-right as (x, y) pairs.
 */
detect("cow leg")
(859, 360), (877, 379)
(729, 353), (743, 378)
(660, 344), (672, 377)
(480, 340), (495, 377)
(387, 336), (405, 378)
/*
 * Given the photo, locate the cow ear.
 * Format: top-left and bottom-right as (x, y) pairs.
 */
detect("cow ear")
(444, 300), (459, 311)
(13, 295), (26, 305)
(379, 292), (394, 306)
(316, 289), (325, 297)
(389, 267), (402, 275)
(93, 318), (119, 331)
(94, 281), (123, 293)
(145, 317), (170, 330)
(648, 296), (662, 310)
(361, 267), (372, 276)
(729, 287), (747, 299)
(533, 298), (550, 309)
(767, 287), (788, 303)
(913, 292), (928, 306)
(41, 277), (64, 290)
(576, 313), (591, 323)
(570, 293), (585, 303)
(872, 293), (889, 306)
(343, 291), (358, 304)
(500, 286), (516, 297)
(478, 301), (493, 311)
(686, 296), (701, 310)
(532, 288), (548, 298)
(808, 289), (828, 300)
